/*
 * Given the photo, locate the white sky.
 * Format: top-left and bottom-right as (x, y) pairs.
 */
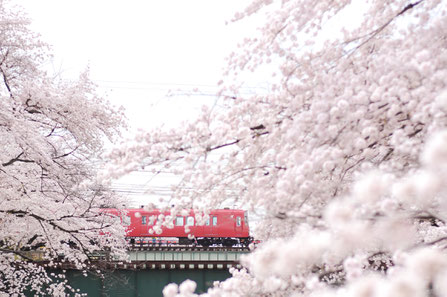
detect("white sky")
(17, 0), (256, 130)
(15, 0), (259, 206)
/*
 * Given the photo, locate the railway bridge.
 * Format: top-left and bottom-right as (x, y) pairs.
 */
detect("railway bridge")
(27, 246), (250, 297)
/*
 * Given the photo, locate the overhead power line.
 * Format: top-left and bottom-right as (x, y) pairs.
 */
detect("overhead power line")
(93, 79), (269, 94)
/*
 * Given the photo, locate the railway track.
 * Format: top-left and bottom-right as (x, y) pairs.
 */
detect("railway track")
(127, 244), (251, 252)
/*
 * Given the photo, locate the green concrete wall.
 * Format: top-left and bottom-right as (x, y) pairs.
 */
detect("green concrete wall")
(28, 269), (231, 297)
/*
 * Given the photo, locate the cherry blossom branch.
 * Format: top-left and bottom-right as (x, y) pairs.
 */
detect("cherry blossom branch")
(346, 0), (424, 55)
(1, 152), (35, 167)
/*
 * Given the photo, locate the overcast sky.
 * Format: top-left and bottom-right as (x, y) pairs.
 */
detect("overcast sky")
(14, 0), (260, 205)
(17, 0), (256, 131)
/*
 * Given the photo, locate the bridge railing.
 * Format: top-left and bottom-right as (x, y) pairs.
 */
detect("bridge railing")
(18, 246), (251, 270)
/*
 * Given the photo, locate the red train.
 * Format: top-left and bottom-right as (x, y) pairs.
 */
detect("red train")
(104, 208), (252, 247)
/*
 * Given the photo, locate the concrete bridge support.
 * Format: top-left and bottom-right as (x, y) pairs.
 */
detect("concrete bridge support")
(64, 269), (231, 297)
(25, 247), (248, 296)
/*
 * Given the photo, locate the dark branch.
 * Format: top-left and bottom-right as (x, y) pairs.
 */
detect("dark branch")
(207, 139), (240, 151)
(2, 152), (35, 167)
(0, 67), (12, 97)
(347, 0), (424, 55)
(54, 147), (78, 160)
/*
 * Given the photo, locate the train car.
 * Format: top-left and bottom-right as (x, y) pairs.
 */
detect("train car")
(103, 208), (252, 247)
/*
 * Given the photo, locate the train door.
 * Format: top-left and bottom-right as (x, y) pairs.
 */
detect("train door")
(204, 215), (218, 237)
(235, 215), (243, 236)
(212, 215), (218, 236)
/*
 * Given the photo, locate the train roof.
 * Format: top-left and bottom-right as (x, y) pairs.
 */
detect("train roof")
(104, 208), (247, 215)
(128, 208), (246, 213)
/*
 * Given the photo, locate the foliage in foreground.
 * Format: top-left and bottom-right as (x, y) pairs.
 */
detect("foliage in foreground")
(107, 0), (447, 296)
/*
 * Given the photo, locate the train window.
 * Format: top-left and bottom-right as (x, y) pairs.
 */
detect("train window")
(148, 215), (156, 225)
(186, 216), (194, 226)
(212, 216), (217, 226)
(205, 218), (210, 226)
(142, 216), (147, 225)
(236, 216), (241, 226)
(175, 216), (184, 226)
(123, 215), (131, 226)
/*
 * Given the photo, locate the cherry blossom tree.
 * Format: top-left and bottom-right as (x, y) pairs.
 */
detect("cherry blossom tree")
(107, 0), (447, 296)
(0, 1), (127, 295)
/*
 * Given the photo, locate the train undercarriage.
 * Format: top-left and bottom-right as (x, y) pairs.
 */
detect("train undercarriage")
(128, 236), (253, 248)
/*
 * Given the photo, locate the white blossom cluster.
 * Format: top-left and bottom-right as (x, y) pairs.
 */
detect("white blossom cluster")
(104, 0), (447, 296)
(165, 132), (447, 297)
(0, 1), (128, 295)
